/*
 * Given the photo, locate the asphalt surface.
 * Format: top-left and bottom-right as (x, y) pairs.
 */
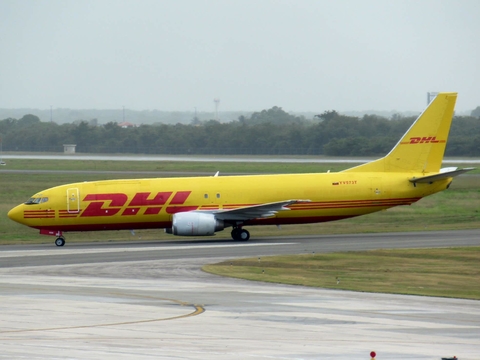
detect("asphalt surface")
(4, 153), (480, 164)
(1, 230), (480, 359)
(1, 229), (479, 268)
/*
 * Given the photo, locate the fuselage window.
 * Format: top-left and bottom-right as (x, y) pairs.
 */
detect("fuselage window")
(204, 194), (208, 199)
(216, 193), (220, 198)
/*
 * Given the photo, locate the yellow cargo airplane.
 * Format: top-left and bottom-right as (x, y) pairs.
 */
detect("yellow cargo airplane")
(8, 93), (474, 246)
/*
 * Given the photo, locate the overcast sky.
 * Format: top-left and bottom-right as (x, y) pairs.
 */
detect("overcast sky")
(1, 0), (479, 113)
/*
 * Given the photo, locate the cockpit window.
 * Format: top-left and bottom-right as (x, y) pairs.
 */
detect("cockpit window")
(25, 198), (39, 204)
(25, 197), (48, 205)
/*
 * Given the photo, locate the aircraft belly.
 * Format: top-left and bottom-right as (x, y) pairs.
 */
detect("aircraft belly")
(33, 221), (172, 232)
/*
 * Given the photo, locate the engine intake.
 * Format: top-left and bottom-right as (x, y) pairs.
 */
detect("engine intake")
(171, 212), (224, 236)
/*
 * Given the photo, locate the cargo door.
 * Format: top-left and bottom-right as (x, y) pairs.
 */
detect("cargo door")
(67, 188), (80, 213)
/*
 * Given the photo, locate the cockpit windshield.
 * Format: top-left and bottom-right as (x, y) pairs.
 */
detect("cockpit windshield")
(25, 197), (49, 205)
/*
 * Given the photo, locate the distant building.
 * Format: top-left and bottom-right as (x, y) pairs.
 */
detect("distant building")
(63, 144), (76, 154)
(118, 121), (136, 128)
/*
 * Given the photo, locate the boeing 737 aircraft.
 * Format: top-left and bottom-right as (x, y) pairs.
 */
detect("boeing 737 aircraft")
(8, 93), (474, 246)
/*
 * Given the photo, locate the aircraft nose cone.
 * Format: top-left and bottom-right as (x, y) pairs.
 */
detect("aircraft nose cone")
(8, 205), (24, 224)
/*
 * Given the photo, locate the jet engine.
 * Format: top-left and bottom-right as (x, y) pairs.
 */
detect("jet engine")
(169, 212), (224, 236)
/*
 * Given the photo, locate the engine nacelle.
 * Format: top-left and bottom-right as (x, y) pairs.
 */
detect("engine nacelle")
(170, 212), (224, 236)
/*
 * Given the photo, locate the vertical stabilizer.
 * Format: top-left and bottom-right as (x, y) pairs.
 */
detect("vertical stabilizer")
(343, 92), (457, 174)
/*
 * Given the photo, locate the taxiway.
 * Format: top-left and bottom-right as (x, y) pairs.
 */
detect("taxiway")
(1, 230), (479, 359)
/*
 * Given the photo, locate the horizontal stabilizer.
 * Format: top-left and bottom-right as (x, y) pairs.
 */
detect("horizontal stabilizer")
(409, 167), (475, 184)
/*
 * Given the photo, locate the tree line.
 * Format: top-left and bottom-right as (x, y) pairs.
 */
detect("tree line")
(1, 107), (479, 156)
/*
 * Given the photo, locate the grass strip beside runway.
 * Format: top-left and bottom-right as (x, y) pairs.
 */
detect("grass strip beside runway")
(0, 158), (352, 174)
(203, 247), (480, 299)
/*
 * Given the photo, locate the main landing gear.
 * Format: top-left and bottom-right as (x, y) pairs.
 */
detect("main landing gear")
(231, 227), (250, 241)
(55, 237), (65, 247)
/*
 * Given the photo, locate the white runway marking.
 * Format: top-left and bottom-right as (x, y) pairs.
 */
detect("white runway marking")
(0, 242), (295, 258)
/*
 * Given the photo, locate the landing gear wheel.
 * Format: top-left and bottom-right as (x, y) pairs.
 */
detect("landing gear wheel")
(239, 229), (250, 241)
(231, 228), (250, 241)
(55, 237), (65, 247)
(231, 228), (240, 240)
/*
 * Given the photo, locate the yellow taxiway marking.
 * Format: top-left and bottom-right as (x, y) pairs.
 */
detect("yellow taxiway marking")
(0, 293), (205, 334)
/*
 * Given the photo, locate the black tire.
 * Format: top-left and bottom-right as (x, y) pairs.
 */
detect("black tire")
(231, 228), (241, 240)
(55, 237), (65, 247)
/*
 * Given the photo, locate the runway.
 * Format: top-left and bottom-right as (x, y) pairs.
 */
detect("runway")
(1, 230), (480, 359)
(4, 153), (480, 164)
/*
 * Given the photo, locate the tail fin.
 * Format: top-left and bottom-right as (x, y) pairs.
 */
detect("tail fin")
(343, 92), (457, 174)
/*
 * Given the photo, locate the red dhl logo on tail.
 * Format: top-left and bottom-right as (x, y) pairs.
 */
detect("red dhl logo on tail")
(77, 191), (196, 217)
(400, 136), (445, 144)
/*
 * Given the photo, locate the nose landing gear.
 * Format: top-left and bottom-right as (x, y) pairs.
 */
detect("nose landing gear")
(55, 237), (65, 247)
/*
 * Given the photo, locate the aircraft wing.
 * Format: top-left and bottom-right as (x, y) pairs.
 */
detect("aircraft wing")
(409, 167), (475, 184)
(209, 199), (310, 221)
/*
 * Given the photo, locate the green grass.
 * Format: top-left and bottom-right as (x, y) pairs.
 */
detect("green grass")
(0, 157), (478, 244)
(203, 247), (480, 299)
(0, 158), (351, 174)
(4, 157), (479, 174)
